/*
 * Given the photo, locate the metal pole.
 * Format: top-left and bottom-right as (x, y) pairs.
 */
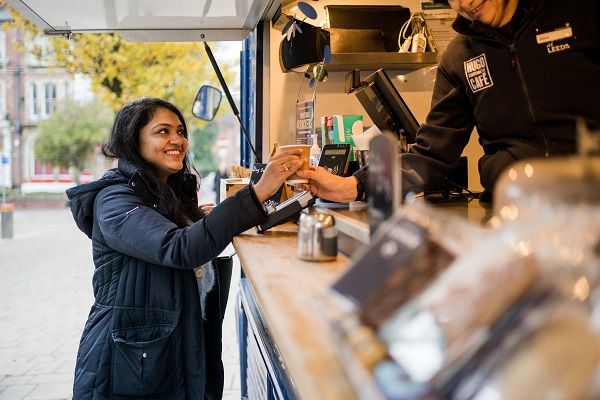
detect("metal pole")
(203, 42), (261, 163)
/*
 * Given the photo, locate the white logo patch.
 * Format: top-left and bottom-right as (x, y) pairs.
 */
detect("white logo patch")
(464, 54), (494, 93)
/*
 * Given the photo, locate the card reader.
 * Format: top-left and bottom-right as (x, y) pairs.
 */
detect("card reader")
(256, 190), (316, 233)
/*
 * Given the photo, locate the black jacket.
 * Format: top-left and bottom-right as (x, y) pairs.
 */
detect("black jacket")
(66, 160), (266, 399)
(397, 0), (600, 197)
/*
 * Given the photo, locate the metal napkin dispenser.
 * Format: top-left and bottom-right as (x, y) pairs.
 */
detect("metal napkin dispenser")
(297, 212), (337, 261)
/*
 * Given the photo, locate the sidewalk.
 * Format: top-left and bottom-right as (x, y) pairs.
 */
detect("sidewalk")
(0, 208), (241, 399)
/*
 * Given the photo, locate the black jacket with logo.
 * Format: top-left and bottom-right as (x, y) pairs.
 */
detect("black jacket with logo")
(399, 0), (600, 197)
(66, 160), (266, 399)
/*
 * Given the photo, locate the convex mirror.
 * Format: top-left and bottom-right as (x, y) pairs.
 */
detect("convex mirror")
(192, 85), (222, 121)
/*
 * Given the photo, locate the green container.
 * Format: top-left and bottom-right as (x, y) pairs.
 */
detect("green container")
(332, 115), (363, 161)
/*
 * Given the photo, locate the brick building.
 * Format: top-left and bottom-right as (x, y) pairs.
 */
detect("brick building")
(0, 6), (92, 193)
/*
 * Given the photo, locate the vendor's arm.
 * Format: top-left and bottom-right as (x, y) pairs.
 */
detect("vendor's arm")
(296, 166), (359, 203)
(401, 52), (475, 196)
(298, 61), (474, 201)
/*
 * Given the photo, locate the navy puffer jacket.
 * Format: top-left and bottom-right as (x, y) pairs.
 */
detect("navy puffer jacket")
(66, 160), (266, 399)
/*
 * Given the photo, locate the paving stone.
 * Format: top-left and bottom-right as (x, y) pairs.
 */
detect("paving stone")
(27, 373), (72, 385)
(0, 384), (36, 400)
(23, 382), (72, 400)
(26, 361), (63, 376)
(53, 361), (75, 375)
(0, 362), (35, 376)
(0, 375), (32, 386)
(222, 391), (240, 400)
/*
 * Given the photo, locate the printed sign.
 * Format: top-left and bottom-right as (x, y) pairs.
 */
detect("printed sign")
(295, 100), (314, 145)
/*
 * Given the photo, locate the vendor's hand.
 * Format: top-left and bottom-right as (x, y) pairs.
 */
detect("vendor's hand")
(252, 150), (304, 202)
(199, 202), (216, 214)
(296, 166), (358, 203)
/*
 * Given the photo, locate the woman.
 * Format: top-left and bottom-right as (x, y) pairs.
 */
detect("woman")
(298, 0), (600, 202)
(66, 98), (303, 399)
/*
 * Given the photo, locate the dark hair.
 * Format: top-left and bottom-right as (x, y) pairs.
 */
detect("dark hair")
(102, 97), (204, 226)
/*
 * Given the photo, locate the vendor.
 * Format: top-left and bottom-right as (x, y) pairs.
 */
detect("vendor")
(298, 0), (600, 203)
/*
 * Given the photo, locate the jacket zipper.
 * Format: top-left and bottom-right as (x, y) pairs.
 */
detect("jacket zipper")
(509, 44), (550, 157)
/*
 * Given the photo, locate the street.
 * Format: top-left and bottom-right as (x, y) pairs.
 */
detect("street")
(0, 208), (241, 399)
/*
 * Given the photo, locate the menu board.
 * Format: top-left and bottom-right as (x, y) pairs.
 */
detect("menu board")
(295, 100), (314, 145)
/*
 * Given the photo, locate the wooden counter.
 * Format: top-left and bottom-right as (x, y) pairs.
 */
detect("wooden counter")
(233, 222), (356, 400)
(232, 199), (492, 399)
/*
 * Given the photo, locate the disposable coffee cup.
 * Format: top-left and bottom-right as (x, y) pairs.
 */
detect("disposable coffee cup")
(278, 144), (311, 185)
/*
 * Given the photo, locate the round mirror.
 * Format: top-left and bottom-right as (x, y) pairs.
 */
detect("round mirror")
(297, 1), (317, 20)
(192, 85), (222, 121)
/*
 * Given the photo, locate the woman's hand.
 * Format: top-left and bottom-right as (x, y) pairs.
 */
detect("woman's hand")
(199, 202), (216, 214)
(296, 166), (358, 203)
(252, 150), (304, 202)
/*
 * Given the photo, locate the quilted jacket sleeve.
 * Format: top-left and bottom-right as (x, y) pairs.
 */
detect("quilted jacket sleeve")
(94, 184), (266, 268)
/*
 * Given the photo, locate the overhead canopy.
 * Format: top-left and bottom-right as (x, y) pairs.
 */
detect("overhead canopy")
(6, 0), (282, 41)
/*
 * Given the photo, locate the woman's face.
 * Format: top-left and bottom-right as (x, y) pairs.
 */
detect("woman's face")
(448, 0), (506, 26)
(139, 107), (188, 183)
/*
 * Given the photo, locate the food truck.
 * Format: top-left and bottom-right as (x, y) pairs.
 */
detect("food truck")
(8, 0), (600, 399)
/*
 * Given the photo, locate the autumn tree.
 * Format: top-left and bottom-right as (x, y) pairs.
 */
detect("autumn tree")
(46, 35), (237, 117)
(35, 99), (113, 181)
(190, 122), (219, 176)
(3, 2), (241, 176)
(3, 3), (237, 114)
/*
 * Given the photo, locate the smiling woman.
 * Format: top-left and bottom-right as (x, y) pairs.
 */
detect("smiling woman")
(64, 97), (306, 399)
(138, 108), (189, 183)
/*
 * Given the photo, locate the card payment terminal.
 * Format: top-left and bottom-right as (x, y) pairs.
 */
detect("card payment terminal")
(256, 190), (316, 233)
